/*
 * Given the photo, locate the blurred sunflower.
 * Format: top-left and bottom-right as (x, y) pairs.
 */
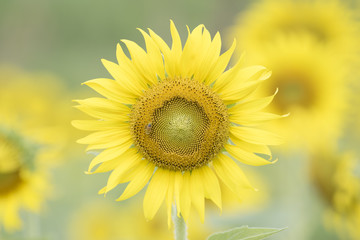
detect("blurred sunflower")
(310, 149), (360, 239)
(68, 200), (210, 240)
(0, 67), (71, 231)
(73, 21), (284, 224)
(242, 36), (347, 151)
(229, 0), (360, 62)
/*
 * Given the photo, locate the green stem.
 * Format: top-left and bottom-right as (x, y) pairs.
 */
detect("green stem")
(172, 207), (188, 240)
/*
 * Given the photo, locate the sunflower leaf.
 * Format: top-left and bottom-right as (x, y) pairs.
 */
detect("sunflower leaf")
(207, 225), (286, 240)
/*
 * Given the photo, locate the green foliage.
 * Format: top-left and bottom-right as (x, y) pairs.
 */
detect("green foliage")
(207, 225), (286, 240)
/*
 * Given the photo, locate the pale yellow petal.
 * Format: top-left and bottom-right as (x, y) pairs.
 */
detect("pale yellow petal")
(230, 126), (284, 145)
(143, 168), (170, 220)
(213, 154), (255, 198)
(190, 169), (205, 223)
(228, 89), (278, 114)
(229, 136), (272, 156)
(225, 144), (275, 166)
(230, 111), (288, 126)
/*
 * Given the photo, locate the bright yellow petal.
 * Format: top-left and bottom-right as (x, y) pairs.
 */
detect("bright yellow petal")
(205, 38), (236, 86)
(198, 166), (222, 211)
(166, 171), (176, 228)
(71, 120), (126, 131)
(83, 78), (136, 104)
(102, 59), (144, 94)
(179, 171), (191, 221)
(116, 161), (155, 201)
(87, 143), (133, 172)
(74, 97), (130, 121)
(104, 150), (143, 193)
(138, 28), (166, 80)
(174, 171), (183, 216)
(143, 168), (170, 220)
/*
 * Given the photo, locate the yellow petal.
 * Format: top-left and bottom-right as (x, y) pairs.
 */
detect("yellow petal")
(230, 126), (284, 145)
(143, 168), (170, 220)
(179, 24), (206, 77)
(179, 171), (191, 221)
(101, 59), (144, 96)
(121, 39), (159, 85)
(77, 127), (130, 145)
(83, 78), (136, 104)
(225, 144), (275, 166)
(174, 171), (183, 216)
(230, 112), (288, 126)
(105, 151), (142, 193)
(74, 97), (130, 121)
(71, 120), (126, 131)
(166, 171), (176, 228)
(228, 89), (278, 113)
(213, 154), (255, 198)
(198, 166), (222, 211)
(87, 142), (133, 172)
(229, 136), (272, 156)
(190, 169), (205, 223)
(115, 43), (150, 89)
(205, 38), (236, 86)
(138, 28), (166, 80)
(117, 161), (155, 201)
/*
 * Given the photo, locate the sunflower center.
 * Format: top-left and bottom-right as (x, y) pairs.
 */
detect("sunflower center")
(0, 134), (23, 194)
(271, 73), (315, 112)
(130, 77), (229, 171)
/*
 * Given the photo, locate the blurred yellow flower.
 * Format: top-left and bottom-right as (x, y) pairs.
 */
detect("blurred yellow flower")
(68, 199), (210, 240)
(239, 36), (347, 151)
(0, 67), (72, 231)
(311, 149), (360, 239)
(73, 21), (283, 225)
(229, 0), (360, 62)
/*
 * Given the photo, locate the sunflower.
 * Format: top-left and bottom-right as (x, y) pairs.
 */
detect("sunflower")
(68, 199), (210, 240)
(0, 67), (69, 231)
(0, 127), (51, 232)
(228, 0), (360, 62)
(310, 149), (360, 239)
(73, 21), (283, 224)
(241, 35), (347, 151)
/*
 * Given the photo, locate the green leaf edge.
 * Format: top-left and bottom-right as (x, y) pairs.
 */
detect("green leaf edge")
(207, 225), (287, 240)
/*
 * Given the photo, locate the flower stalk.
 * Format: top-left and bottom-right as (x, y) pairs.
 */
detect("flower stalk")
(172, 207), (187, 240)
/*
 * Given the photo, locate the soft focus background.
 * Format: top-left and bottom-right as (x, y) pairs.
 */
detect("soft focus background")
(0, 0), (359, 239)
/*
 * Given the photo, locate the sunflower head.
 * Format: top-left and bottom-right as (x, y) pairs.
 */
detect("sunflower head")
(74, 20), (283, 224)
